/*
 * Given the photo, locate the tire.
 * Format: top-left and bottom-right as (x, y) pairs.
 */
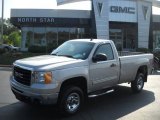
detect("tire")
(58, 86), (84, 116)
(131, 73), (144, 93)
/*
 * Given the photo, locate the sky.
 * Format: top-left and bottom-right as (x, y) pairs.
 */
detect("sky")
(0, 0), (160, 18)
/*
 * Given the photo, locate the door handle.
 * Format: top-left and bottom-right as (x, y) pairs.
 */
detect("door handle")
(110, 63), (116, 67)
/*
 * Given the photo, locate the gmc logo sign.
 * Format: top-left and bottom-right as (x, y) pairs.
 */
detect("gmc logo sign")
(110, 6), (135, 14)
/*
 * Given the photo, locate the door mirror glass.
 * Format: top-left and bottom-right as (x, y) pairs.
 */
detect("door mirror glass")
(92, 53), (107, 62)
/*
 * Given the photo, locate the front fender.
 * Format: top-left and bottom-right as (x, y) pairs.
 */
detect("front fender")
(53, 66), (90, 92)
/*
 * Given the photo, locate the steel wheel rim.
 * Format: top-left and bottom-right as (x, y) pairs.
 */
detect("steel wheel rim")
(137, 76), (143, 90)
(66, 92), (80, 112)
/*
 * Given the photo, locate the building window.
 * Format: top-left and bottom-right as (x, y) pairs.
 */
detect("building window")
(81, 28), (91, 38)
(109, 29), (123, 51)
(109, 22), (137, 51)
(70, 28), (78, 39)
(22, 27), (34, 48)
(94, 43), (114, 60)
(21, 27), (91, 52)
(33, 27), (46, 46)
(124, 28), (136, 49)
(58, 28), (70, 45)
(153, 31), (160, 49)
(46, 27), (58, 51)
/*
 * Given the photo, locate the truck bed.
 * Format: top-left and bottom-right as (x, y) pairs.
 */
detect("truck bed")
(118, 53), (153, 84)
(118, 51), (143, 56)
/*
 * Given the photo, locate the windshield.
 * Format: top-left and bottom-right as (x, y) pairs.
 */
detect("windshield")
(51, 41), (95, 60)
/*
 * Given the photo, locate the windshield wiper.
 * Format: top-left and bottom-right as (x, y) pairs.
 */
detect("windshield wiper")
(51, 53), (57, 56)
(51, 52), (59, 56)
(58, 55), (74, 58)
(51, 53), (75, 59)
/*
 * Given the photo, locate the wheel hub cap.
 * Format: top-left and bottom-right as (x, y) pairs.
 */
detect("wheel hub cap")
(137, 76), (143, 90)
(66, 93), (80, 112)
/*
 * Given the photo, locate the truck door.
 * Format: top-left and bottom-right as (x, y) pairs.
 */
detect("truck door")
(89, 43), (119, 90)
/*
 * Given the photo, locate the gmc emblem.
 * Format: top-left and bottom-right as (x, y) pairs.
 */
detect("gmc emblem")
(15, 71), (23, 78)
(110, 6), (135, 14)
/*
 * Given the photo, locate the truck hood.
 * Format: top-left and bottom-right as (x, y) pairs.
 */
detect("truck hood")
(14, 55), (87, 71)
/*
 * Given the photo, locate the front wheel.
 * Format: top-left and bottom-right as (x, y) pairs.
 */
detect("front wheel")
(131, 73), (144, 93)
(58, 86), (84, 116)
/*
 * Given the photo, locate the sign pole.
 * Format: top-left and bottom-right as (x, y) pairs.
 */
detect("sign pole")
(1, 0), (4, 43)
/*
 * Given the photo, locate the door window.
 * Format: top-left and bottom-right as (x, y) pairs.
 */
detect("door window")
(94, 44), (114, 60)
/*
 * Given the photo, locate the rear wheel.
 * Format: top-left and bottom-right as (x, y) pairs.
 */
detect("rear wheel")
(58, 86), (84, 116)
(131, 73), (144, 93)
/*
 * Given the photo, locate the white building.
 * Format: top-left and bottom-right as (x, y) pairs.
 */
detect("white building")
(10, 0), (160, 51)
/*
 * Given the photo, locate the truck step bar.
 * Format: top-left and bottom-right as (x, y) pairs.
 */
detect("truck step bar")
(88, 88), (114, 98)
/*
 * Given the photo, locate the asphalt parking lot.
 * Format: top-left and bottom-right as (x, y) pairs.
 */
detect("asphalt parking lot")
(0, 67), (160, 120)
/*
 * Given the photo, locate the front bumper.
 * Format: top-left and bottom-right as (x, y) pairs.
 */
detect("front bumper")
(10, 76), (59, 105)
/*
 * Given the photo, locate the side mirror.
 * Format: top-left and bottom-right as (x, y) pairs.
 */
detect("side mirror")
(92, 53), (107, 62)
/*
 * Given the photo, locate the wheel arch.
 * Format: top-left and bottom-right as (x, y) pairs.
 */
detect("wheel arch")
(59, 76), (88, 96)
(136, 65), (148, 82)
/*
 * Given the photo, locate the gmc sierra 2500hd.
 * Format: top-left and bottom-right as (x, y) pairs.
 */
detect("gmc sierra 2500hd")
(10, 39), (153, 115)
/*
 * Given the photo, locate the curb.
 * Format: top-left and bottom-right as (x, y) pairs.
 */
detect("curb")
(0, 65), (12, 68)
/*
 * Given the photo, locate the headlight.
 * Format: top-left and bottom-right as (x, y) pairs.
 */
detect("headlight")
(33, 71), (53, 84)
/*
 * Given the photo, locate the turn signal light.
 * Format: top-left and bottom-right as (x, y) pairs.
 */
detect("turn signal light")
(44, 72), (52, 84)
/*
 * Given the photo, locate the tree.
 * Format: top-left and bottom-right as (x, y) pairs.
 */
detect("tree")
(2, 35), (9, 44)
(1, 18), (19, 35)
(0, 18), (21, 46)
(8, 31), (21, 46)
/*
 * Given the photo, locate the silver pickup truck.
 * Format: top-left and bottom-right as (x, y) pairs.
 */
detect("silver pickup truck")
(10, 39), (153, 115)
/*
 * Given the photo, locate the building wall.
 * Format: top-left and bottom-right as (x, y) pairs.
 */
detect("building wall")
(137, 1), (152, 48)
(11, 9), (90, 18)
(108, 0), (137, 23)
(11, 9), (91, 51)
(153, 15), (160, 48)
(92, 0), (109, 39)
(10, 1), (160, 51)
(92, 0), (152, 49)
(153, 15), (160, 22)
(21, 27), (91, 51)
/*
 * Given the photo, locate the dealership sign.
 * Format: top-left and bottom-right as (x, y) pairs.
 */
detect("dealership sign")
(142, 5), (149, 20)
(109, 1), (137, 22)
(110, 6), (135, 14)
(97, 2), (103, 16)
(11, 17), (90, 27)
(17, 17), (55, 23)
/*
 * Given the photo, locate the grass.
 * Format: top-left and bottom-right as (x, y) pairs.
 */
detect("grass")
(0, 52), (47, 65)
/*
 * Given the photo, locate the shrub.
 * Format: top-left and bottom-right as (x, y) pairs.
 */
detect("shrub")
(153, 48), (160, 60)
(136, 48), (150, 53)
(46, 44), (57, 53)
(28, 45), (46, 53)
(28, 44), (57, 53)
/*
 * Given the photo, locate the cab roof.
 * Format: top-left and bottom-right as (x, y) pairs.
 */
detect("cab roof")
(69, 39), (112, 44)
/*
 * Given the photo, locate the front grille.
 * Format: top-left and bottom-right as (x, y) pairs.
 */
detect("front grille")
(13, 66), (31, 86)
